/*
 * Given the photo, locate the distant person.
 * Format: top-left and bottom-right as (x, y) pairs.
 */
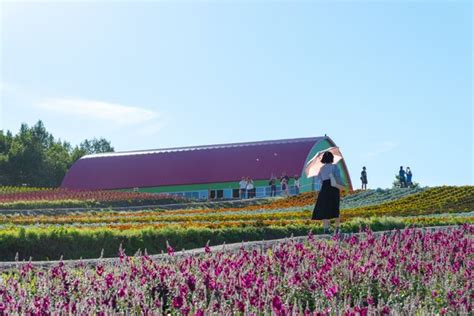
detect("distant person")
(312, 151), (345, 234)
(239, 177), (247, 199)
(281, 172), (290, 184)
(281, 177), (289, 197)
(360, 167), (368, 190)
(294, 175), (301, 195)
(268, 176), (277, 197)
(406, 167), (413, 188)
(399, 166), (406, 188)
(246, 177), (255, 198)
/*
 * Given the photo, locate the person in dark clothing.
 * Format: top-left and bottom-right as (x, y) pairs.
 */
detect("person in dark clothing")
(268, 177), (277, 197)
(279, 172), (290, 196)
(312, 152), (345, 234)
(360, 166), (368, 190)
(399, 166), (406, 188)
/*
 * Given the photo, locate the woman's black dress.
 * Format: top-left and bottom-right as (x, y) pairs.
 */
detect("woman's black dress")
(312, 179), (340, 220)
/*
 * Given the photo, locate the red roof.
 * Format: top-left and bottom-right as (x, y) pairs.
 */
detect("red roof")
(61, 137), (328, 190)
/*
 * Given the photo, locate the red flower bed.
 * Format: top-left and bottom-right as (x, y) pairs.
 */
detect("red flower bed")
(0, 189), (185, 203)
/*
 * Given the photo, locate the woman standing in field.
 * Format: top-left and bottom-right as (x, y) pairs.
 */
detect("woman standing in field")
(312, 151), (345, 234)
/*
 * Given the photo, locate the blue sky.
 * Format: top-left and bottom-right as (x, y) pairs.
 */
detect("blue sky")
(0, 1), (472, 188)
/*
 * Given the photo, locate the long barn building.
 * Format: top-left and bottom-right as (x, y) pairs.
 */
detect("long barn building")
(61, 136), (352, 199)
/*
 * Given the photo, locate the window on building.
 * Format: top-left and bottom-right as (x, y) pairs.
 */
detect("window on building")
(232, 189), (240, 198)
(199, 191), (208, 200)
(223, 189), (232, 199)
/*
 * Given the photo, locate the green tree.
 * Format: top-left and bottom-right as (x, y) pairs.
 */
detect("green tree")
(45, 141), (72, 186)
(392, 174), (420, 189)
(0, 121), (114, 187)
(69, 137), (114, 165)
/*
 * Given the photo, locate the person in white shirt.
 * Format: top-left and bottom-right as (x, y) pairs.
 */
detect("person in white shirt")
(294, 175), (301, 195)
(281, 177), (289, 196)
(312, 152), (345, 234)
(246, 177), (255, 198)
(239, 177), (247, 199)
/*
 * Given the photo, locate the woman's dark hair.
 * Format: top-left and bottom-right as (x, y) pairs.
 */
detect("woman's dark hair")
(321, 151), (334, 164)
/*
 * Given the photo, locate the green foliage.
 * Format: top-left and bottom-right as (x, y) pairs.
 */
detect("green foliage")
(0, 121), (114, 187)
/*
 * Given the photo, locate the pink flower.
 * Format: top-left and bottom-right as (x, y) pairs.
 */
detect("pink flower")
(172, 295), (183, 309)
(381, 306), (391, 315)
(167, 242), (175, 256)
(238, 301), (246, 312)
(96, 265), (104, 276)
(194, 309), (204, 316)
(118, 287), (126, 297)
(324, 284), (338, 299)
(390, 275), (400, 287)
(272, 295), (283, 312)
(186, 275), (196, 291)
(105, 273), (114, 288)
(295, 243), (304, 252)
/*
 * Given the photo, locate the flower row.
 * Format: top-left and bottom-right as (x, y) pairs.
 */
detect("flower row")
(3, 187), (471, 226)
(1, 225), (472, 314)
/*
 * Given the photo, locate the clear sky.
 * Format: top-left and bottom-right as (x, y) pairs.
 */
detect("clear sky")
(0, 1), (472, 189)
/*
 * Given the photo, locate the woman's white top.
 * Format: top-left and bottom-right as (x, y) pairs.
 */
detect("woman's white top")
(316, 164), (343, 183)
(239, 180), (247, 189)
(246, 181), (254, 190)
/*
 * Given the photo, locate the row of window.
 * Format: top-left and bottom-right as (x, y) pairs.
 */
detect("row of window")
(168, 185), (304, 200)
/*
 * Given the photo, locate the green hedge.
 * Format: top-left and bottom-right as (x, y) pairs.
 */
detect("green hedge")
(0, 216), (467, 261)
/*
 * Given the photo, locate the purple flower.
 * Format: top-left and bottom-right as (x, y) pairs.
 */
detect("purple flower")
(186, 275), (196, 291)
(194, 309), (204, 316)
(96, 265), (104, 276)
(105, 273), (114, 288)
(172, 295), (183, 309)
(118, 287), (126, 297)
(272, 295), (283, 313)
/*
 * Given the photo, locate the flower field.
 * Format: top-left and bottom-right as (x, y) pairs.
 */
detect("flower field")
(0, 226), (472, 314)
(0, 188), (186, 209)
(0, 186), (51, 195)
(340, 186), (426, 209)
(0, 186), (472, 261)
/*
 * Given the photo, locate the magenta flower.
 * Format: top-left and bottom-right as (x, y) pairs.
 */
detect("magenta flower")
(172, 295), (183, 309)
(186, 275), (196, 291)
(272, 295), (283, 313)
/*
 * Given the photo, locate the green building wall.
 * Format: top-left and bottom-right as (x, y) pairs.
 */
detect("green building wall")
(299, 139), (352, 193)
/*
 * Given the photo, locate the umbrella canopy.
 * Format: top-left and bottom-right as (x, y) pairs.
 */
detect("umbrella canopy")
(304, 147), (343, 178)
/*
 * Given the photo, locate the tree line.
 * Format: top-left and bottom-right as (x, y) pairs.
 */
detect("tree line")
(0, 121), (114, 187)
